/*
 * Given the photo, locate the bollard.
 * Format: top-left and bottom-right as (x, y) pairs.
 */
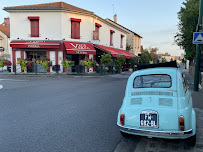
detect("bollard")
(14, 65), (16, 75)
(34, 64), (38, 75)
(100, 65), (103, 76)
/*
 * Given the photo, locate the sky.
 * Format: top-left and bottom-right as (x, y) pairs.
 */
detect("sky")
(0, 0), (186, 56)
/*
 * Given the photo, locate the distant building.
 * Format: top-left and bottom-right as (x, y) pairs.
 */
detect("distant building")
(0, 18), (10, 60)
(106, 15), (142, 56)
(157, 54), (171, 62)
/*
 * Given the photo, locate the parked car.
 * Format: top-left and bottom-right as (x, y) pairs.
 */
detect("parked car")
(117, 62), (196, 146)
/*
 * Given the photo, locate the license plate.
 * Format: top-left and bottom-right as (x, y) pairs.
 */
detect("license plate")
(140, 113), (158, 128)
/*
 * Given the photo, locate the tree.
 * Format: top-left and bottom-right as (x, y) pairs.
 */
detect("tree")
(115, 56), (125, 67)
(175, 0), (200, 61)
(129, 56), (139, 69)
(100, 53), (113, 67)
(140, 51), (153, 64)
(126, 43), (132, 52)
(149, 47), (159, 62)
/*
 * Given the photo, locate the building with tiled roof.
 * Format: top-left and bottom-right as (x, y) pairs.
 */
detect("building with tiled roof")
(106, 16), (142, 56)
(0, 23), (10, 60)
(4, 2), (136, 73)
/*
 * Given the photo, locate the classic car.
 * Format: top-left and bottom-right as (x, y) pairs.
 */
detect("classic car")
(117, 62), (196, 146)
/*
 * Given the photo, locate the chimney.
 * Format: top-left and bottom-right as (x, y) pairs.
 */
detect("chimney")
(4, 18), (10, 27)
(114, 14), (117, 23)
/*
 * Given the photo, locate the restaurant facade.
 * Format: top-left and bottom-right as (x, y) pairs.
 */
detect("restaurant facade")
(4, 2), (136, 73)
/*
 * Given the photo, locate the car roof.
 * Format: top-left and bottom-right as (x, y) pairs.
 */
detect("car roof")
(134, 67), (178, 75)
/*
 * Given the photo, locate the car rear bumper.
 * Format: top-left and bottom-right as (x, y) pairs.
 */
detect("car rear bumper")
(117, 123), (193, 138)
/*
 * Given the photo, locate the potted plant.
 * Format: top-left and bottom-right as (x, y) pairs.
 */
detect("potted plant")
(38, 58), (52, 71)
(61, 60), (75, 73)
(17, 59), (27, 71)
(82, 60), (93, 69)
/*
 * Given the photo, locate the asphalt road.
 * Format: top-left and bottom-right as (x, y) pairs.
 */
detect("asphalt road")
(0, 76), (128, 152)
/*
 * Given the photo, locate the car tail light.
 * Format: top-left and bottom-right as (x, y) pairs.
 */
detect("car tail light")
(179, 116), (184, 131)
(120, 114), (125, 125)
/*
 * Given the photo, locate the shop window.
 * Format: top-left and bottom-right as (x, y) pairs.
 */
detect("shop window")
(71, 20), (80, 39)
(30, 19), (39, 37)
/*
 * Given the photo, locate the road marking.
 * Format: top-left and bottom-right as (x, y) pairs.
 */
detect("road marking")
(0, 84), (3, 89)
(0, 79), (28, 82)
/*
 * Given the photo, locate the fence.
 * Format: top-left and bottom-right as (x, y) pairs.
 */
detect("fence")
(189, 54), (203, 88)
(0, 64), (133, 76)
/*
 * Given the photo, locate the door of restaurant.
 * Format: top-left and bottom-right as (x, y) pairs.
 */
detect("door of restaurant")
(26, 51), (46, 72)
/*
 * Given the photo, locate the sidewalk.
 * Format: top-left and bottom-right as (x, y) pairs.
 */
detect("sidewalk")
(182, 69), (203, 109)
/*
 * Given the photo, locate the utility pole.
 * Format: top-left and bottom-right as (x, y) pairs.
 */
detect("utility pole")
(194, 0), (203, 91)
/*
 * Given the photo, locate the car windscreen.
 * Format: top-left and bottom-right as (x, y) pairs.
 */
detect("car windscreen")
(133, 74), (171, 88)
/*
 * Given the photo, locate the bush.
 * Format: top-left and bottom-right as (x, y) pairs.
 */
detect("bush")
(116, 56), (125, 67)
(100, 53), (112, 67)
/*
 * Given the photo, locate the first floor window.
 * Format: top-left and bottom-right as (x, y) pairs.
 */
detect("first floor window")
(30, 19), (39, 37)
(71, 21), (80, 39)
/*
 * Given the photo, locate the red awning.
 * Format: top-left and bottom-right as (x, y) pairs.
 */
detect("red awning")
(64, 42), (96, 55)
(10, 41), (61, 48)
(0, 47), (4, 52)
(93, 44), (135, 59)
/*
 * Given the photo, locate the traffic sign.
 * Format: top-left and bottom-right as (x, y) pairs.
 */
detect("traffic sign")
(193, 32), (203, 44)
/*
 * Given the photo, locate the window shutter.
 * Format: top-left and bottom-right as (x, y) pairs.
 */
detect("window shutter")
(35, 20), (39, 37)
(30, 20), (39, 37)
(95, 26), (99, 40)
(71, 21), (75, 39)
(110, 32), (113, 46)
(75, 22), (80, 39)
(120, 36), (123, 48)
(71, 21), (80, 39)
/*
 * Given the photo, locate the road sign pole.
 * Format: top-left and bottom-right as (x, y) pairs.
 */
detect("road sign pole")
(194, 0), (203, 91)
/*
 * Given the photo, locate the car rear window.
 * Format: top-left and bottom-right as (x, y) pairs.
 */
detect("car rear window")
(133, 74), (171, 88)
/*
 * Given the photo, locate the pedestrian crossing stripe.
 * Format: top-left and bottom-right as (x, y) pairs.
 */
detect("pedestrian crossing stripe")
(193, 32), (203, 44)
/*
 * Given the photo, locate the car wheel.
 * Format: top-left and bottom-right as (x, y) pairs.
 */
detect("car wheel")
(120, 131), (129, 138)
(186, 134), (196, 147)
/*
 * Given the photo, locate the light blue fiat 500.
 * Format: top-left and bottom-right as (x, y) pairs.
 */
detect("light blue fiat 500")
(117, 63), (196, 146)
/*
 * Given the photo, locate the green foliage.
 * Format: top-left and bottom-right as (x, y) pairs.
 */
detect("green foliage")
(129, 57), (139, 68)
(0, 60), (4, 67)
(42, 60), (49, 70)
(140, 51), (153, 64)
(182, 58), (186, 63)
(17, 59), (26, 70)
(126, 43), (132, 52)
(100, 53), (113, 67)
(175, 0), (200, 60)
(161, 58), (167, 63)
(61, 60), (74, 69)
(82, 60), (92, 69)
(115, 56), (125, 67)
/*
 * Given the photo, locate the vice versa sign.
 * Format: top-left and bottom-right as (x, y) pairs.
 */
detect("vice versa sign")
(70, 43), (90, 50)
(193, 32), (203, 44)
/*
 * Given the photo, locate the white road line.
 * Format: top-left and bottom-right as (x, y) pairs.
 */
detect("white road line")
(0, 84), (3, 89)
(0, 79), (28, 82)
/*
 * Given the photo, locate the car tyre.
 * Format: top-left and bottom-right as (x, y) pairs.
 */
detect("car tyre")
(186, 134), (196, 147)
(120, 131), (129, 138)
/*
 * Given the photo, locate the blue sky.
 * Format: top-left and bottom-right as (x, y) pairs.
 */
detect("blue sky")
(0, 0), (185, 56)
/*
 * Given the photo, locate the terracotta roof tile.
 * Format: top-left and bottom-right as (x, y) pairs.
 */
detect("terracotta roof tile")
(4, 2), (93, 14)
(0, 24), (10, 38)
